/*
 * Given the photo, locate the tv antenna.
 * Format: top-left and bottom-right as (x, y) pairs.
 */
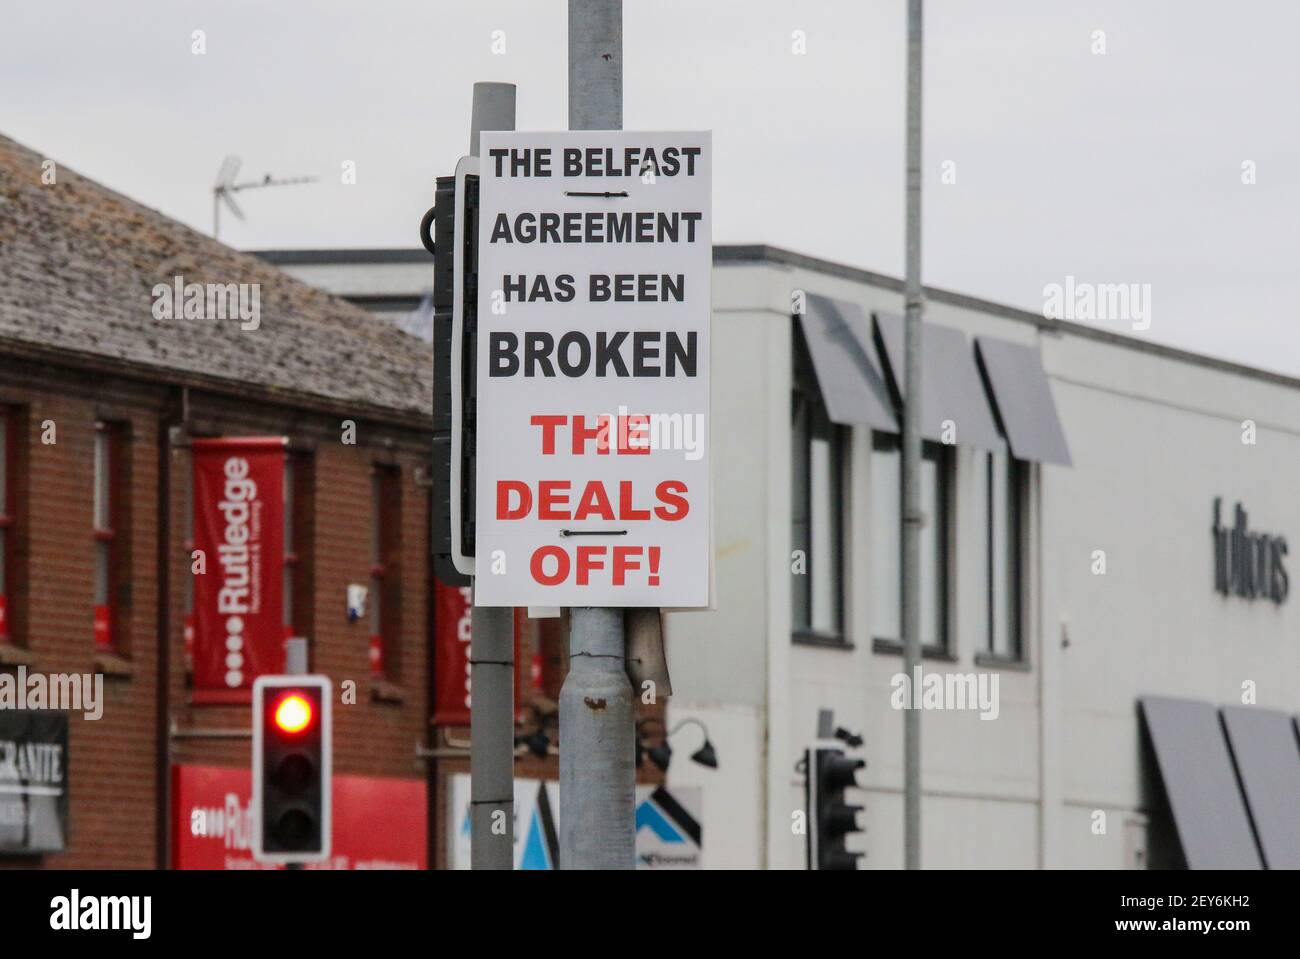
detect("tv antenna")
(212, 155), (317, 241)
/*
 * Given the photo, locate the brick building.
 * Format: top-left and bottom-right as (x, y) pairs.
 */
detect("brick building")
(0, 132), (444, 869)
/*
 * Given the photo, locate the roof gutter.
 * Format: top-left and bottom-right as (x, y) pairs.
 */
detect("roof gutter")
(0, 336), (433, 430)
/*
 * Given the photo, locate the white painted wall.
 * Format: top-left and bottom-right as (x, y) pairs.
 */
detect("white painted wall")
(282, 246), (1300, 869)
(1042, 332), (1300, 866)
(668, 255), (1300, 870)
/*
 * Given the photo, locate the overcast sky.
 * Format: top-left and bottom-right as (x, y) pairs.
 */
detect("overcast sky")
(4, 1), (1298, 375)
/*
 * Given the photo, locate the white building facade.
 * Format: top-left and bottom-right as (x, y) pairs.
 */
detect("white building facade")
(264, 244), (1300, 870)
(661, 246), (1300, 870)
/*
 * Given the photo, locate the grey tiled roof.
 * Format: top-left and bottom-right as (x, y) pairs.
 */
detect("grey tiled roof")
(0, 133), (432, 422)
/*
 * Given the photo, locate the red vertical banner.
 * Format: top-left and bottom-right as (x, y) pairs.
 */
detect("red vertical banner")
(191, 437), (286, 704)
(432, 579), (473, 725)
(432, 580), (524, 725)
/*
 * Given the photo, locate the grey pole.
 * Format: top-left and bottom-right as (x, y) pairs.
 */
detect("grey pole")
(560, 0), (635, 870)
(470, 602), (515, 869)
(901, 0), (925, 871)
(284, 637), (308, 676)
(283, 636), (308, 871)
(569, 0), (623, 130)
(469, 81), (518, 871)
(470, 82), (517, 156)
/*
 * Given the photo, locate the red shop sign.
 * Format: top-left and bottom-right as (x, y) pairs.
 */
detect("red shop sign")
(171, 764), (426, 870)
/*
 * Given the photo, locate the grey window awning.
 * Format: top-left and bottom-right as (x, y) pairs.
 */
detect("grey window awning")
(975, 337), (1072, 466)
(797, 294), (897, 432)
(872, 312), (1004, 451)
(1138, 696), (1263, 869)
(1221, 706), (1300, 869)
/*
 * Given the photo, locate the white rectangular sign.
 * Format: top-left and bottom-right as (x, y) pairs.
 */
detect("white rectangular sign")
(475, 131), (711, 607)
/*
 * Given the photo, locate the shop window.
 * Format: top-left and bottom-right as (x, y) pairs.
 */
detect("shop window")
(871, 434), (951, 655)
(94, 421), (129, 652)
(791, 325), (847, 644)
(975, 449), (1026, 661)
(370, 465), (402, 678)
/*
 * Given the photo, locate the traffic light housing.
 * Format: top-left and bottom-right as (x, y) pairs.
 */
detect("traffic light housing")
(252, 675), (332, 863)
(806, 746), (865, 870)
(428, 157), (480, 583)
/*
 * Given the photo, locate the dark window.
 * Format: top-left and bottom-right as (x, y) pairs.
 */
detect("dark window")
(370, 465), (402, 678)
(871, 434), (951, 655)
(792, 324), (847, 643)
(93, 421), (129, 652)
(0, 409), (16, 644)
(977, 449), (1027, 660)
(183, 448), (194, 674)
(283, 452), (314, 644)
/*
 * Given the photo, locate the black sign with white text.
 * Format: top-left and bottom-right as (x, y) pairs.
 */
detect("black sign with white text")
(0, 709), (69, 853)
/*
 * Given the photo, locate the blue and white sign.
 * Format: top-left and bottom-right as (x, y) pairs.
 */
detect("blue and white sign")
(449, 774), (701, 870)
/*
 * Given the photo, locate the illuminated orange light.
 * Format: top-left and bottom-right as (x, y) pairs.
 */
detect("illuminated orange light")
(274, 693), (313, 733)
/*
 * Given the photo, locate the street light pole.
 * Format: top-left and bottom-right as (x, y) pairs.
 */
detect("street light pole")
(559, 0), (636, 870)
(902, 0), (925, 871)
